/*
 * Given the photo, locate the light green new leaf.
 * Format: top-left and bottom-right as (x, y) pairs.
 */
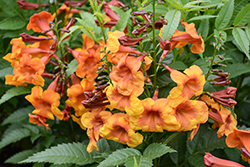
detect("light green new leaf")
(232, 28), (249, 59)
(1, 105), (33, 125)
(0, 16), (26, 30)
(188, 15), (217, 22)
(215, 0), (234, 29)
(234, 3), (250, 26)
(198, 19), (209, 40)
(0, 128), (31, 149)
(162, 10), (181, 40)
(0, 86), (31, 105)
(125, 155), (153, 167)
(143, 143), (176, 160)
(113, 9), (131, 32)
(66, 59), (78, 77)
(5, 150), (34, 164)
(223, 63), (250, 79)
(97, 148), (141, 167)
(21, 143), (97, 165)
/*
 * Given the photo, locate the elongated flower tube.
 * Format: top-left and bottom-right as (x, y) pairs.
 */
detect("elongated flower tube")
(99, 113), (143, 148)
(204, 152), (244, 167)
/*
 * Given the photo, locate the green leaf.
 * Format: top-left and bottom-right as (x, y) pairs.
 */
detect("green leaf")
(0, 86), (31, 105)
(234, 3), (250, 26)
(5, 150), (34, 164)
(21, 143), (97, 165)
(143, 143), (176, 160)
(1, 105), (33, 125)
(0, 0), (24, 17)
(0, 67), (13, 78)
(246, 26), (250, 41)
(113, 9), (131, 32)
(79, 12), (99, 31)
(215, 0), (234, 29)
(125, 155), (153, 167)
(188, 153), (205, 167)
(162, 10), (181, 40)
(169, 61), (188, 70)
(0, 16), (26, 30)
(66, 59), (78, 77)
(23, 125), (39, 134)
(0, 128), (31, 149)
(223, 63), (250, 79)
(232, 28), (249, 59)
(198, 19), (209, 40)
(97, 148), (141, 167)
(188, 15), (217, 22)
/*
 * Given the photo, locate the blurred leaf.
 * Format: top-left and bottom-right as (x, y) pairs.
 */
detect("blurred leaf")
(0, 128), (31, 149)
(162, 10), (181, 40)
(21, 143), (97, 165)
(66, 59), (78, 77)
(188, 15), (217, 22)
(0, 16), (26, 30)
(215, 0), (234, 29)
(169, 61), (188, 70)
(223, 63), (250, 79)
(0, 86), (31, 105)
(0, 67), (13, 78)
(5, 150), (34, 164)
(229, 0), (249, 25)
(97, 148), (141, 167)
(232, 28), (249, 59)
(198, 19), (209, 40)
(23, 124), (39, 134)
(234, 3), (250, 26)
(1, 105), (33, 125)
(113, 9), (131, 32)
(188, 153), (205, 167)
(43, 136), (56, 148)
(143, 143), (176, 160)
(0, 0), (25, 17)
(125, 155), (153, 167)
(246, 26), (250, 40)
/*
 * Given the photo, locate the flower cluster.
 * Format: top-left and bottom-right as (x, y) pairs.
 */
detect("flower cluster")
(3, 0), (249, 166)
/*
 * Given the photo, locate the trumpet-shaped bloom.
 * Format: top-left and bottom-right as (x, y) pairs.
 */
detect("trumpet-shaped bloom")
(106, 31), (125, 53)
(130, 98), (180, 132)
(27, 11), (54, 37)
(167, 65), (205, 108)
(110, 55), (144, 96)
(99, 113), (143, 148)
(6, 53), (45, 86)
(204, 152), (244, 167)
(81, 108), (112, 152)
(226, 129), (250, 164)
(200, 95), (237, 138)
(165, 100), (208, 131)
(171, 22), (204, 54)
(66, 79), (95, 117)
(106, 85), (144, 116)
(25, 86), (64, 120)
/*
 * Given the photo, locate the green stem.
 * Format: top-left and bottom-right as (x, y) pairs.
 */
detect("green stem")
(152, 0), (157, 92)
(164, 0), (179, 9)
(205, 48), (217, 80)
(162, 132), (180, 145)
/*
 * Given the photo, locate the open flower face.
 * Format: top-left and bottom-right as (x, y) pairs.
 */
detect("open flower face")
(130, 98), (180, 132)
(167, 65), (205, 107)
(226, 129), (250, 164)
(165, 100), (208, 131)
(106, 85), (144, 116)
(99, 113), (143, 148)
(110, 55), (144, 96)
(27, 11), (54, 37)
(81, 108), (112, 152)
(7, 53), (45, 86)
(25, 86), (64, 120)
